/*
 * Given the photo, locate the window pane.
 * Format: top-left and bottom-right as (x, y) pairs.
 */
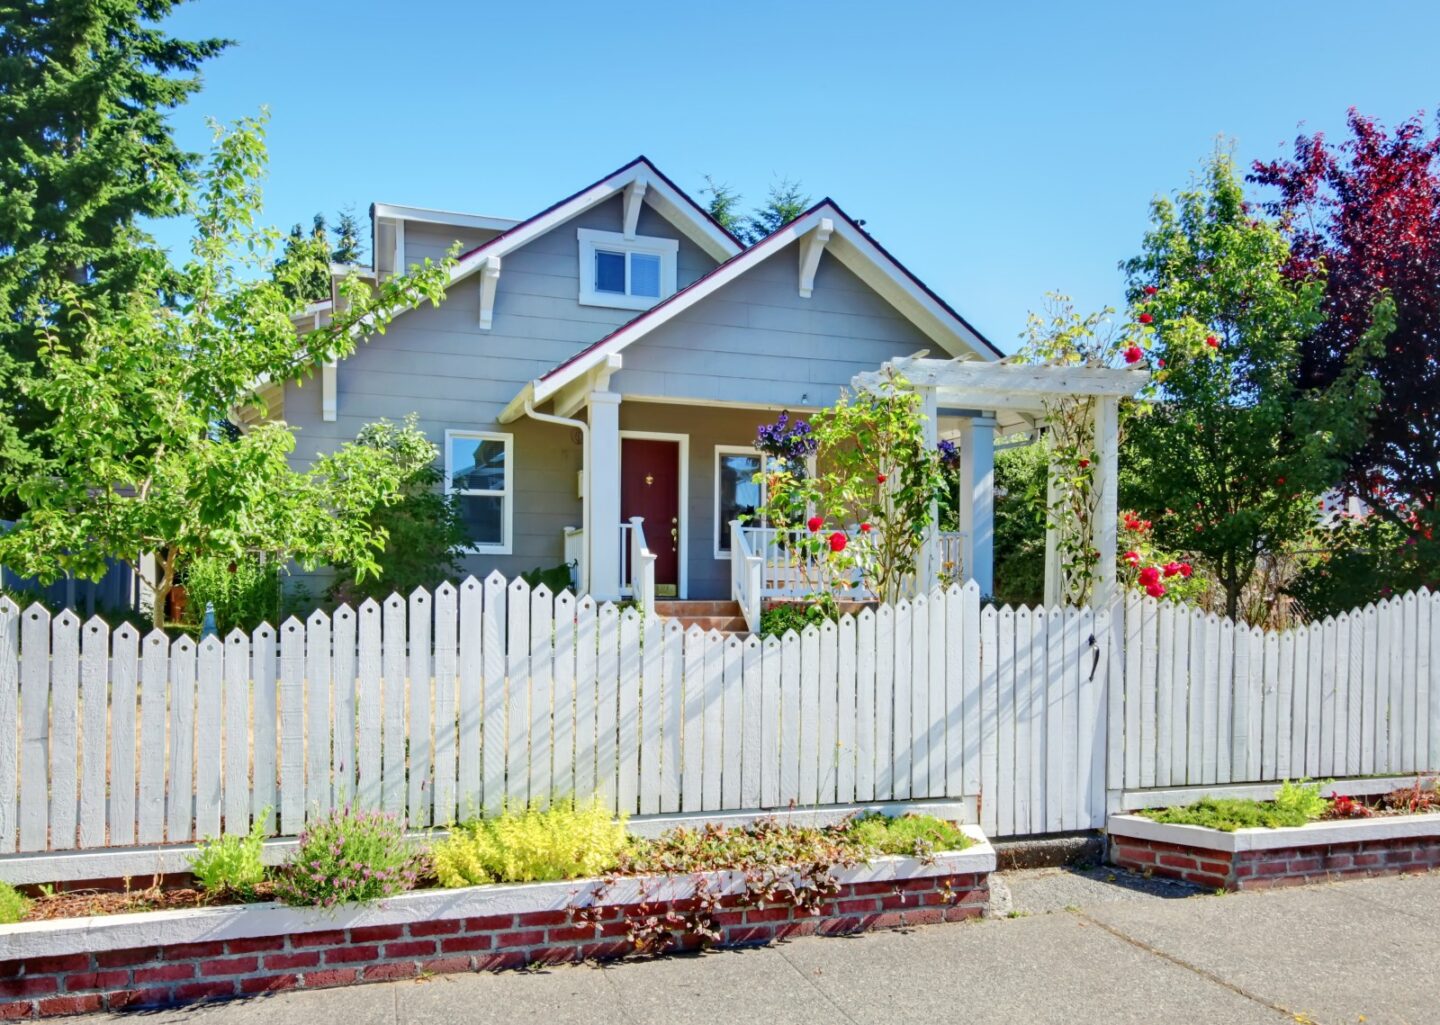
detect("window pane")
(459, 494), (504, 546)
(450, 436), (506, 492)
(594, 250), (626, 293)
(717, 454), (763, 551)
(630, 253), (661, 297)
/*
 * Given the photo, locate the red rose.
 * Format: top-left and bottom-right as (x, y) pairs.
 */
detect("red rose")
(1205, 335), (1219, 348)
(828, 531), (848, 553)
(806, 516), (824, 533)
(1157, 358), (1166, 368)
(1123, 345), (1143, 364)
(1144, 285), (1158, 295)
(1145, 581), (1166, 599)
(1138, 566), (1160, 586)
(1276, 476), (1285, 485)
(1162, 561), (1180, 578)
(875, 473), (887, 484)
(859, 522), (873, 533)
(1138, 312), (1154, 325)
(1078, 458), (1090, 468)
(1123, 550), (1140, 565)
(1179, 563), (1193, 578)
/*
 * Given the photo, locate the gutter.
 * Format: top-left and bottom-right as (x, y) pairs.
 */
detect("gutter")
(520, 395), (589, 593)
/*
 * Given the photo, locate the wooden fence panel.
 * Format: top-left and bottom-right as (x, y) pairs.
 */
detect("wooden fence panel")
(49, 612), (79, 849)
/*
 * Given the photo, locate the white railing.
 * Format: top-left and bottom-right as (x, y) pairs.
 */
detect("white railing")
(730, 520), (764, 633)
(621, 517), (657, 615)
(730, 525), (872, 603)
(563, 526), (585, 592)
(938, 530), (966, 584)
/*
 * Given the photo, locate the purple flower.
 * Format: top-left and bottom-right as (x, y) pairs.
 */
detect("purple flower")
(757, 411), (817, 462)
(937, 439), (960, 470)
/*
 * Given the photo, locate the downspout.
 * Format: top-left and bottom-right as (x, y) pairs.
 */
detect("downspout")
(521, 391), (590, 594)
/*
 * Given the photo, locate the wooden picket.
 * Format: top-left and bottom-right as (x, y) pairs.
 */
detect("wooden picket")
(0, 581), (1438, 875)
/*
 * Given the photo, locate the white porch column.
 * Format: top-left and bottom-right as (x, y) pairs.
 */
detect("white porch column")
(1091, 396), (1120, 610)
(588, 390), (623, 601)
(956, 416), (995, 597)
(917, 384), (939, 592)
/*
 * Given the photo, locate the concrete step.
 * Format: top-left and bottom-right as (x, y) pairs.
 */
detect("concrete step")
(668, 616), (750, 634)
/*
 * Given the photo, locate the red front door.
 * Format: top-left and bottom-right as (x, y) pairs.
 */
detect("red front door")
(621, 438), (680, 596)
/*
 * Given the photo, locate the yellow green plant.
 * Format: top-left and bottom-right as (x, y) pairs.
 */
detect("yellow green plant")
(0, 882), (27, 924)
(433, 800), (630, 887)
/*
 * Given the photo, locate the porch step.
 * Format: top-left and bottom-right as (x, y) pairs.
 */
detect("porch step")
(654, 601), (750, 635)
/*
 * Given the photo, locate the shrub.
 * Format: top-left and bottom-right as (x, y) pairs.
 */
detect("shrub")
(1139, 780), (1327, 832)
(189, 818), (268, 898)
(846, 812), (969, 857)
(181, 554), (281, 634)
(759, 595), (838, 638)
(273, 807), (418, 908)
(432, 800), (630, 886)
(0, 882), (27, 924)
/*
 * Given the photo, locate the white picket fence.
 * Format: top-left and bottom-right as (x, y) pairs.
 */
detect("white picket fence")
(0, 578), (1436, 876)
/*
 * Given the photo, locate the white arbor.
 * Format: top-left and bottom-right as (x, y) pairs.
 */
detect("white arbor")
(853, 357), (1149, 609)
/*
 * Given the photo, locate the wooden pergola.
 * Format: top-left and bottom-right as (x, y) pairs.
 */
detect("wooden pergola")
(852, 357), (1150, 608)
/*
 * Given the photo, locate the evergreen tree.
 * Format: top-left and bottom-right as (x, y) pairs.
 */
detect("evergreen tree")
(273, 214), (331, 304)
(699, 174), (811, 245)
(331, 206), (365, 265)
(0, 0), (228, 514)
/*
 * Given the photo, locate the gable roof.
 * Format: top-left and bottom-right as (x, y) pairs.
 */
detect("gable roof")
(502, 199), (1003, 418)
(444, 156), (740, 276)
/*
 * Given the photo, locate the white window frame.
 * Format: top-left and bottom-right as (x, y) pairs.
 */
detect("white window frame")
(714, 445), (770, 560)
(445, 429), (514, 555)
(577, 227), (679, 310)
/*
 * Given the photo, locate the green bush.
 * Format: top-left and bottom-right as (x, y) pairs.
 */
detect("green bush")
(189, 818), (268, 897)
(274, 807), (418, 908)
(1139, 780), (1328, 832)
(432, 800), (630, 886)
(520, 563), (575, 594)
(846, 812), (969, 857)
(0, 882), (27, 924)
(759, 595), (839, 638)
(181, 554), (281, 633)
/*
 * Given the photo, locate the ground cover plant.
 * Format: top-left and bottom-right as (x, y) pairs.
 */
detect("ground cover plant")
(189, 818), (269, 899)
(431, 800), (630, 886)
(1138, 780), (1329, 831)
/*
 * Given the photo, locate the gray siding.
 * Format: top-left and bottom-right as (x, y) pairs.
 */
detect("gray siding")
(611, 243), (935, 410)
(280, 195), (717, 594)
(402, 223), (503, 266)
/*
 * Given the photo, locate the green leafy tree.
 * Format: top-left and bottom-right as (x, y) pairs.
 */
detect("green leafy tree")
(0, 0), (228, 516)
(273, 213), (331, 304)
(0, 114), (455, 627)
(326, 415), (467, 605)
(1120, 150), (1377, 619)
(700, 176), (743, 235)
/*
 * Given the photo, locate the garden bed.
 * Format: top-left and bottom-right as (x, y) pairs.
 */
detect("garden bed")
(0, 826), (992, 1018)
(1108, 810), (1440, 891)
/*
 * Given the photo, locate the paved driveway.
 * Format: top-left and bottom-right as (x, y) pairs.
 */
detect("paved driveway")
(51, 869), (1440, 1025)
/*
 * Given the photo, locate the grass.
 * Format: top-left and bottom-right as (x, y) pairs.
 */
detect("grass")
(1137, 780), (1330, 832)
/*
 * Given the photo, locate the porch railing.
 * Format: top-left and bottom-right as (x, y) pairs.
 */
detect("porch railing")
(938, 530), (966, 584)
(563, 526), (584, 592)
(620, 518), (657, 615)
(730, 520), (764, 633)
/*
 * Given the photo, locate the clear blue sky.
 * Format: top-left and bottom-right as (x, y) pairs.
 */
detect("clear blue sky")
(155, 0), (1440, 354)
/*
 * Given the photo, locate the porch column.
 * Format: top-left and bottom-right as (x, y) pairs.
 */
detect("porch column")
(917, 384), (939, 592)
(1091, 396), (1120, 610)
(956, 416), (995, 597)
(588, 390), (623, 601)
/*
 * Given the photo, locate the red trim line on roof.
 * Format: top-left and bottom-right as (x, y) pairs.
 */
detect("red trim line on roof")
(537, 198), (1002, 384)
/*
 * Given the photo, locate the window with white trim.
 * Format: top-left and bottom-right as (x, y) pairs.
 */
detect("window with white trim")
(714, 446), (767, 558)
(445, 431), (513, 553)
(577, 228), (678, 310)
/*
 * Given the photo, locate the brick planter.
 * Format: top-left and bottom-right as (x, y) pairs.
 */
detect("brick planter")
(0, 828), (992, 1019)
(1107, 812), (1440, 890)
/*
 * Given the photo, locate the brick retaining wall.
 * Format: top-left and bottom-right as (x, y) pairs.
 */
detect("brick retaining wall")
(1110, 834), (1440, 890)
(0, 872), (988, 1019)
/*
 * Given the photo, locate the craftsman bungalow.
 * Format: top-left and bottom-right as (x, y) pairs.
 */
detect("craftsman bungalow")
(257, 158), (1140, 624)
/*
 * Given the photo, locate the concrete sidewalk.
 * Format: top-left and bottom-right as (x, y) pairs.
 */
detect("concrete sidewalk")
(51, 870), (1440, 1025)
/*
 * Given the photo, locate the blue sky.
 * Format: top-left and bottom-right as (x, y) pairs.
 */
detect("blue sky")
(156, 0), (1440, 354)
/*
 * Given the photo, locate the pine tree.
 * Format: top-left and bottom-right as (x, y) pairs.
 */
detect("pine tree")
(331, 206), (366, 265)
(0, 0), (228, 515)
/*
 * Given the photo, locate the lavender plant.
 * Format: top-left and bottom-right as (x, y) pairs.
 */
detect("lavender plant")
(273, 807), (419, 908)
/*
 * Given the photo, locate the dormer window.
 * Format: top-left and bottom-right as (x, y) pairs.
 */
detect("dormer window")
(578, 228), (678, 310)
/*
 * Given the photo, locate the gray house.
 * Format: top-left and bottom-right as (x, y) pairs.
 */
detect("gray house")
(258, 158), (1007, 611)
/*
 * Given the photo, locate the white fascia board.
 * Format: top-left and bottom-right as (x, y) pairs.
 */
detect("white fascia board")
(371, 202), (520, 233)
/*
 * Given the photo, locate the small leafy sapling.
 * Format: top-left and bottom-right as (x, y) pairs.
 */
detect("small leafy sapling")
(189, 816), (269, 898)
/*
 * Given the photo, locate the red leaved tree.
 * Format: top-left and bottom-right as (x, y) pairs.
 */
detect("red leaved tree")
(1251, 109), (1440, 601)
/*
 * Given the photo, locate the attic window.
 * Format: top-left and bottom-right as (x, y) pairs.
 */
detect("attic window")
(578, 228), (678, 310)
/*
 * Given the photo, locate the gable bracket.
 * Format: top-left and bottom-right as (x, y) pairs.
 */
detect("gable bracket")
(622, 178), (649, 239)
(797, 217), (834, 298)
(478, 256), (502, 330)
(321, 360), (337, 422)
